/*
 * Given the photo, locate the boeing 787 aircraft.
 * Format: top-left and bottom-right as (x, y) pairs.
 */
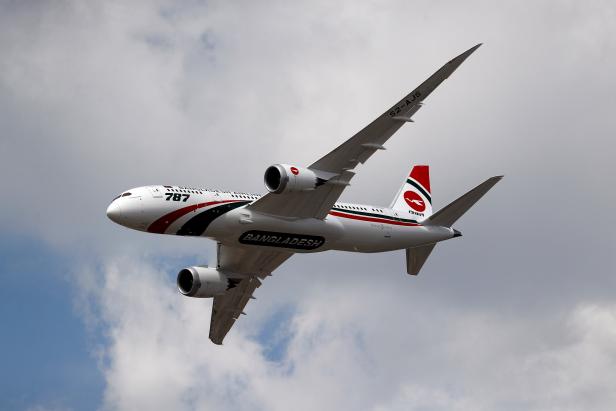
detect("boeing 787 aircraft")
(107, 44), (501, 344)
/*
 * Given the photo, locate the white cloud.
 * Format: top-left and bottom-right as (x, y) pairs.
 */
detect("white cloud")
(78, 254), (616, 411)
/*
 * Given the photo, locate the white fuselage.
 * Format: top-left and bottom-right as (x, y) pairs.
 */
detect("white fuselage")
(106, 185), (455, 253)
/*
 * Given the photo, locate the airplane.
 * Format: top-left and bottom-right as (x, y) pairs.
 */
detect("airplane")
(106, 44), (501, 345)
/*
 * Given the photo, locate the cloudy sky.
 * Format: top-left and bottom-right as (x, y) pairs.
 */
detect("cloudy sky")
(1, 0), (615, 410)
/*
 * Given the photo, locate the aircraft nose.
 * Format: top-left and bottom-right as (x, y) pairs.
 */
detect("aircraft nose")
(106, 201), (122, 224)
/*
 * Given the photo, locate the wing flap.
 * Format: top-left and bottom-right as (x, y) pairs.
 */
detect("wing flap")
(210, 277), (262, 345)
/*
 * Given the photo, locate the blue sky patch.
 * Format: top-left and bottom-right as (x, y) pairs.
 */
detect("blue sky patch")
(0, 235), (104, 411)
(256, 304), (296, 364)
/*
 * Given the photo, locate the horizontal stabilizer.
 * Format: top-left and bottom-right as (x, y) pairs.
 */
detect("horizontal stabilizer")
(426, 176), (502, 228)
(406, 244), (437, 275)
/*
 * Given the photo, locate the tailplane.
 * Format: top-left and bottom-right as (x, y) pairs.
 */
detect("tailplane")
(391, 165), (433, 220)
(426, 176), (503, 227)
(404, 174), (502, 276)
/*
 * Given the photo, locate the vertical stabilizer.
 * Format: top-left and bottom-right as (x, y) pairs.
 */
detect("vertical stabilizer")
(391, 165), (432, 220)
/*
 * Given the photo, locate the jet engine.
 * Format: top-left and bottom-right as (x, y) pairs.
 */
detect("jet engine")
(264, 164), (322, 194)
(176, 266), (238, 298)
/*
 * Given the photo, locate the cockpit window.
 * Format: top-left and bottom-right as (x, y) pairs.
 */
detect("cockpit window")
(112, 192), (132, 201)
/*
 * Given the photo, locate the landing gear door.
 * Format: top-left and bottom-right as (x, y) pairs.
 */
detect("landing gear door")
(147, 186), (163, 198)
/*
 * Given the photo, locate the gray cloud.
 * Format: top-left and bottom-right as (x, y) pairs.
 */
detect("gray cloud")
(1, 0), (615, 409)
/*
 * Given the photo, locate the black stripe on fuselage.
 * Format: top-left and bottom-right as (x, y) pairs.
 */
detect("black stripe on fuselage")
(406, 179), (432, 204)
(176, 201), (250, 236)
(331, 207), (418, 223)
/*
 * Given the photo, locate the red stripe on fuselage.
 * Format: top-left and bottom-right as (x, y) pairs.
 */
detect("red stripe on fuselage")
(147, 200), (243, 234)
(329, 211), (420, 226)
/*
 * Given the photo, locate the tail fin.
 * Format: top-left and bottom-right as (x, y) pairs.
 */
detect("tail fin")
(426, 176), (503, 227)
(391, 165), (433, 219)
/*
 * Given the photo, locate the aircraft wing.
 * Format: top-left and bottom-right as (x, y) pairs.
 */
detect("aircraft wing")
(248, 44), (481, 219)
(209, 244), (293, 344)
(308, 44), (481, 174)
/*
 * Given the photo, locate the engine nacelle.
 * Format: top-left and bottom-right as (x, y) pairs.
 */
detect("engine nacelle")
(177, 266), (233, 298)
(264, 164), (320, 194)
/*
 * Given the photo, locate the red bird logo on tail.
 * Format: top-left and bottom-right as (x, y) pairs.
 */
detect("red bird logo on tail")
(403, 191), (426, 212)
